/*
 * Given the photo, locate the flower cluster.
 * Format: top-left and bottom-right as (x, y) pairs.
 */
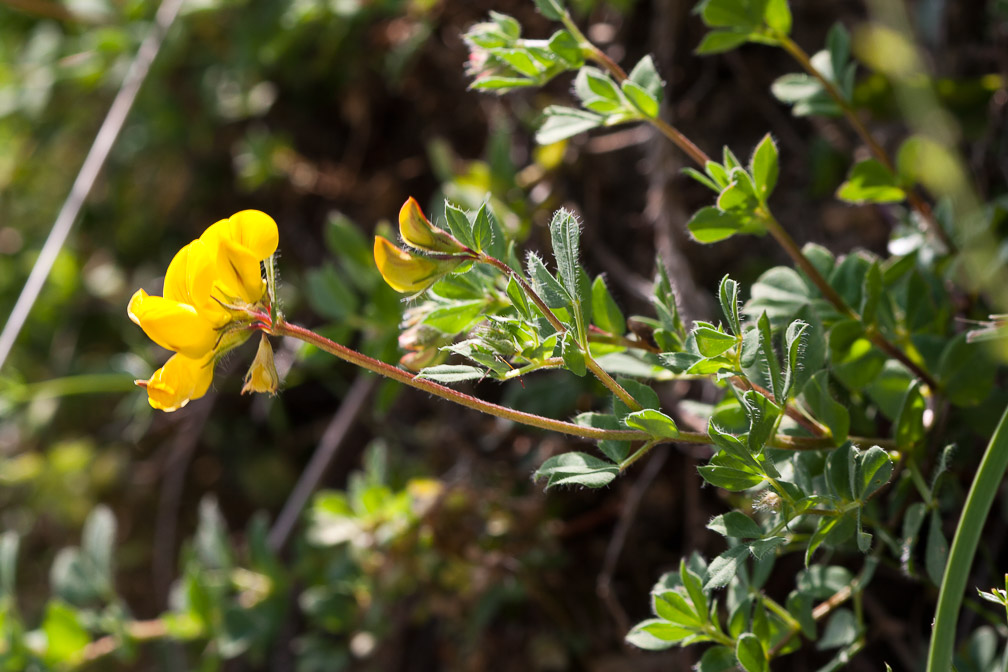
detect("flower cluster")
(373, 198), (470, 295)
(128, 211), (279, 411)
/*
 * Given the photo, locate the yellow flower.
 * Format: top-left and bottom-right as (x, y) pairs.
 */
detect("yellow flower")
(136, 352), (214, 412)
(129, 210), (279, 411)
(242, 334), (279, 396)
(398, 197), (466, 254)
(373, 235), (462, 294)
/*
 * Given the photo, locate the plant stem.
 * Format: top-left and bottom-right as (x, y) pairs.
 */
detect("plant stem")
(261, 314), (896, 453)
(586, 356), (642, 411)
(649, 117), (712, 168)
(926, 403), (1008, 672)
(619, 439), (659, 472)
(270, 319), (644, 442)
(775, 33), (955, 253)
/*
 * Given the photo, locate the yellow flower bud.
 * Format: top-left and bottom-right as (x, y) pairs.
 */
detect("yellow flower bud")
(241, 334), (279, 396)
(398, 197), (467, 253)
(373, 235), (462, 294)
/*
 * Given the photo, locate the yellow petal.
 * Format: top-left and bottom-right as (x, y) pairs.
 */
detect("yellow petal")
(226, 210), (279, 260)
(398, 197), (465, 253)
(163, 241), (198, 305)
(373, 236), (449, 294)
(139, 352), (214, 412)
(201, 210), (279, 261)
(197, 217), (269, 307)
(127, 288), (219, 358)
(215, 236), (266, 305)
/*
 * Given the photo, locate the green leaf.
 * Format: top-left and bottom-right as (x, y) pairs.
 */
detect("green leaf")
(533, 0), (566, 20)
(829, 319), (885, 392)
(549, 208), (582, 300)
(561, 330), (587, 376)
(694, 325), (737, 358)
(749, 133), (779, 203)
(625, 618), (689, 649)
(894, 380), (925, 449)
(836, 159), (906, 204)
(489, 11), (521, 39)
(654, 589), (702, 626)
(444, 202), (476, 249)
(526, 252), (571, 310)
(576, 67), (622, 103)
(747, 266), (814, 329)
(536, 106), (604, 145)
(736, 632), (768, 672)
(41, 601), (89, 665)
(471, 203), (494, 253)
(698, 460), (765, 491)
(697, 646), (737, 672)
(763, 0), (792, 34)
(306, 264), (358, 321)
(786, 591), (816, 639)
(591, 275), (626, 335)
(574, 412), (630, 463)
(827, 23), (851, 82)
(680, 559), (709, 622)
(695, 29), (750, 54)
(506, 276), (532, 320)
(622, 80), (660, 118)
(854, 445), (893, 501)
(471, 76), (537, 92)
(900, 502), (927, 575)
(742, 389), (780, 454)
(547, 30), (582, 66)
(613, 377), (660, 417)
(624, 409), (679, 438)
(805, 515), (847, 566)
(416, 365), (485, 383)
(705, 545), (750, 590)
(683, 166), (720, 192)
(937, 334), (995, 407)
(925, 511), (948, 586)
(860, 261), (883, 326)
(496, 49), (542, 78)
(719, 275), (742, 335)
(781, 320), (808, 400)
(707, 511), (763, 539)
(700, 0), (762, 30)
(688, 206), (746, 243)
(757, 312), (784, 402)
(825, 443), (855, 501)
(817, 608), (857, 650)
(533, 452), (619, 489)
(628, 55), (663, 100)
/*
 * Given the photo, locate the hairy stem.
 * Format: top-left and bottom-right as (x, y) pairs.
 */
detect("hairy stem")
(271, 319), (643, 441)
